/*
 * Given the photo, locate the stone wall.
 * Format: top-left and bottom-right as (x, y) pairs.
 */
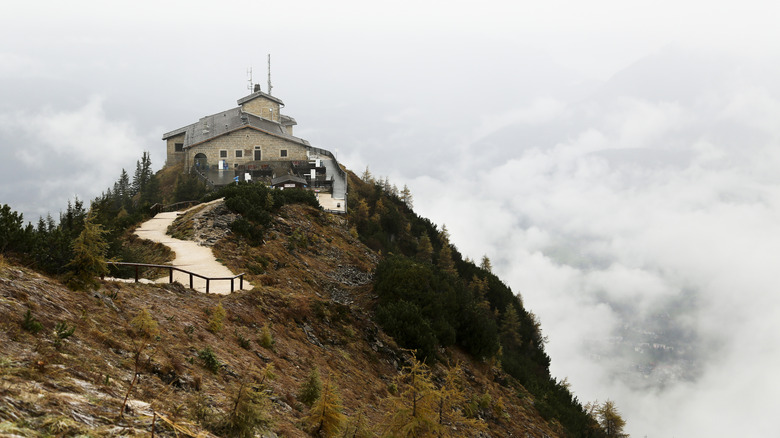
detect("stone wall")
(186, 127), (308, 169)
(241, 96), (280, 122)
(166, 133), (186, 166)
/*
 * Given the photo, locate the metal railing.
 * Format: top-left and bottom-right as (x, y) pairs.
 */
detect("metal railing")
(108, 262), (245, 294)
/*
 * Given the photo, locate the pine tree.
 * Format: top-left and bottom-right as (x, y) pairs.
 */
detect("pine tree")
(114, 168), (131, 211)
(65, 210), (109, 290)
(131, 151), (153, 196)
(303, 377), (346, 437)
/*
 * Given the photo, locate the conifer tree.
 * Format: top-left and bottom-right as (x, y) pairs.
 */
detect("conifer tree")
(114, 168), (131, 210)
(480, 255), (492, 273)
(216, 381), (272, 438)
(303, 377), (346, 437)
(379, 355), (437, 437)
(361, 166), (373, 183)
(433, 364), (486, 437)
(131, 151), (153, 196)
(417, 233), (433, 264)
(437, 225), (456, 275)
(597, 400), (627, 437)
(121, 308), (159, 417)
(341, 411), (372, 438)
(65, 210), (109, 290)
(298, 366), (323, 407)
(400, 184), (413, 209)
(437, 244), (456, 277)
(499, 306), (523, 349)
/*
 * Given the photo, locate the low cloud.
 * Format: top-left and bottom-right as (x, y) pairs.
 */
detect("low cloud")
(0, 96), (158, 220)
(408, 51), (780, 437)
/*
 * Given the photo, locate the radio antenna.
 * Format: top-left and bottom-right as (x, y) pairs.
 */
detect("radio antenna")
(267, 54), (273, 96)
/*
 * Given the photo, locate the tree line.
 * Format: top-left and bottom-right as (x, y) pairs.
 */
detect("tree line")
(0, 152), (209, 286)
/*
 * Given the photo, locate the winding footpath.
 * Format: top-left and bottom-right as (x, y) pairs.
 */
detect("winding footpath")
(132, 200), (251, 294)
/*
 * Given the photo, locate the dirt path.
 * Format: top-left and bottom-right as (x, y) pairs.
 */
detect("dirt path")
(133, 200), (251, 294)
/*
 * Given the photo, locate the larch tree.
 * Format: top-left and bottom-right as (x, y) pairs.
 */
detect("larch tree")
(480, 255), (492, 273)
(400, 184), (413, 209)
(597, 399), (627, 437)
(303, 376), (346, 437)
(433, 364), (486, 437)
(379, 355), (437, 437)
(436, 226), (456, 276)
(361, 166), (373, 183)
(417, 233), (433, 264)
(380, 356), (484, 437)
(65, 210), (109, 290)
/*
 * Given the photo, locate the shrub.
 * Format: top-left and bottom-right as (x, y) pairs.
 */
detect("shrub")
(209, 383), (272, 437)
(52, 321), (75, 347)
(198, 347), (220, 374)
(297, 367), (323, 407)
(236, 330), (251, 350)
(130, 308), (159, 339)
(258, 324), (274, 349)
(207, 303), (226, 334)
(21, 310), (43, 334)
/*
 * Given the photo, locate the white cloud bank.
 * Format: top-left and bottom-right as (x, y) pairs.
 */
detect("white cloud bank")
(408, 52), (780, 437)
(0, 96), (159, 219)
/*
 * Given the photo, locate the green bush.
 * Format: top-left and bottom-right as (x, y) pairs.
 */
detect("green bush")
(258, 324), (274, 349)
(198, 347), (221, 374)
(217, 183), (319, 247)
(21, 310), (43, 334)
(297, 367), (323, 407)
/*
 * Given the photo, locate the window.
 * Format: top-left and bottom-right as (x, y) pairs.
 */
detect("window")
(219, 150), (227, 158)
(280, 149), (287, 158)
(174, 143), (183, 152)
(235, 150), (243, 158)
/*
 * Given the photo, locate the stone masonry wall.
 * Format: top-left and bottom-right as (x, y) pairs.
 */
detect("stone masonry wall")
(186, 128), (308, 169)
(241, 97), (280, 122)
(166, 133), (186, 167)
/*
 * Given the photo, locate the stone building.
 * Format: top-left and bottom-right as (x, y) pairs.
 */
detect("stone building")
(163, 86), (346, 212)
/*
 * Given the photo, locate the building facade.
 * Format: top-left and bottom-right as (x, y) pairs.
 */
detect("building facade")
(163, 87), (346, 210)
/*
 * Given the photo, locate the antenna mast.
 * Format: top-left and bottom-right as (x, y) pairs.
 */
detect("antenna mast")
(267, 54), (273, 96)
(247, 67), (254, 92)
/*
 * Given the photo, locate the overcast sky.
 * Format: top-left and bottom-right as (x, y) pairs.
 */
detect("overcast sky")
(3, 1), (780, 436)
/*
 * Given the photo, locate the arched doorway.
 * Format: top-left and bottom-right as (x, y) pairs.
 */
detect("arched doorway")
(194, 153), (208, 169)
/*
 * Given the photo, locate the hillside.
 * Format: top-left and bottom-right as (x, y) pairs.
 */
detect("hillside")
(0, 168), (607, 437)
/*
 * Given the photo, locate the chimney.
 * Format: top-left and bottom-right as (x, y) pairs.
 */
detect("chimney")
(253, 84), (261, 93)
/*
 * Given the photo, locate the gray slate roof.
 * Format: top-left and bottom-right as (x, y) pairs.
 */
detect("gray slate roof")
(162, 107), (310, 148)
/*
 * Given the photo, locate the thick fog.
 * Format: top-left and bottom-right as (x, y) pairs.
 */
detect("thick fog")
(3, 2), (780, 436)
